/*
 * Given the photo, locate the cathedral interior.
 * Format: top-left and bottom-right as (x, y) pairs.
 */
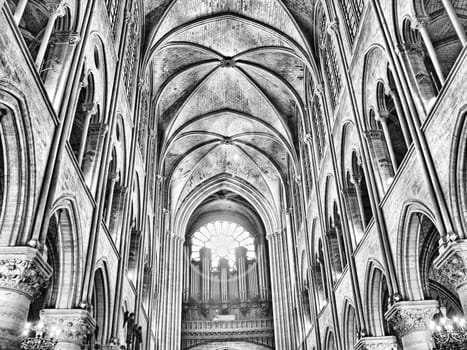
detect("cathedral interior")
(1, 0), (467, 349)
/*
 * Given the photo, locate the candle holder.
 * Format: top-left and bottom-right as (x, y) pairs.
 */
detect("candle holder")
(21, 322), (58, 350)
(430, 307), (467, 349)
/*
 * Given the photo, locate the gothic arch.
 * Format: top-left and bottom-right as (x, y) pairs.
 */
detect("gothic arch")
(47, 198), (83, 308)
(0, 82), (35, 245)
(397, 201), (439, 301)
(341, 298), (358, 349)
(364, 259), (391, 337)
(450, 106), (467, 238)
(323, 328), (337, 350)
(93, 262), (111, 345)
(173, 174), (280, 238)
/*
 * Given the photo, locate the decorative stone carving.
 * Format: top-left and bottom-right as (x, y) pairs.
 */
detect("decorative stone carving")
(385, 300), (439, 338)
(0, 246), (52, 298)
(40, 309), (96, 346)
(52, 31), (81, 45)
(354, 336), (399, 350)
(433, 240), (467, 290)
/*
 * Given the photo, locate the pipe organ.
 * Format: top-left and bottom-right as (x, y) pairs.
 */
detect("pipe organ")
(183, 244), (272, 321)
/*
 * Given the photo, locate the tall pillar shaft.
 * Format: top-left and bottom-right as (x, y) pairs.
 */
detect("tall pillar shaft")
(267, 233), (286, 349)
(416, 20), (445, 84)
(13, 0), (29, 24)
(35, 2), (66, 69)
(440, 0), (467, 45)
(182, 240), (190, 302)
(159, 233), (184, 350)
(42, 31), (80, 109)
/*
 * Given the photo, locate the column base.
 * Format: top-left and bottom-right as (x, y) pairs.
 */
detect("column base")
(354, 336), (398, 350)
(40, 309), (96, 350)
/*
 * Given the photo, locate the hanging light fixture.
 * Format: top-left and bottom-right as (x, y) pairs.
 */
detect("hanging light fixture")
(21, 322), (58, 350)
(430, 307), (467, 349)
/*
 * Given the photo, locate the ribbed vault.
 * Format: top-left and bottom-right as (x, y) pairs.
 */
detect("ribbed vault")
(144, 0), (316, 237)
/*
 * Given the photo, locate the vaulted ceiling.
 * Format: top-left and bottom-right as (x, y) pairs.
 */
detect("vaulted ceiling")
(142, 0), (318, 233)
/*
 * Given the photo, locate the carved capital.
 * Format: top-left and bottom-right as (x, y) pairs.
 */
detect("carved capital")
(52, 31), (81, 45)
(326, 20), (339, 35)
(354, 336), (399, 350)
(88, 122), (108, 136)
(342, 185), (357, 198)
(433, 240), (467, 290)
(0, 246), (52, 298)
(385, 300), (439, 338)
(45, 0), (66, 17)
(303, 133), (313, 144)
(414, 16), (431, 29)
(40, 309), (96, 345)
(364, 129), (385, 141)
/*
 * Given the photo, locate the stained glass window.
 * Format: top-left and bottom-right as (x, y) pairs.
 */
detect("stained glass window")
(191, 221), (255, 268)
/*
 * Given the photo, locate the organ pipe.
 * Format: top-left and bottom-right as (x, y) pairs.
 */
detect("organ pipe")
(190, 260), (201, 300)
(236, 246), (248, 301)
(200, 247), (211, 302)
(256, 236), (270, 299)
(219, 257), (229, 303)
(248, 260), (259, 298)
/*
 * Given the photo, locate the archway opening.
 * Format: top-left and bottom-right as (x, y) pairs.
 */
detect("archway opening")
(181, 191), (274, 349)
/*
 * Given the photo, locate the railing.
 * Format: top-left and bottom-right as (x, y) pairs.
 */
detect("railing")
(182, 318), (273, 332)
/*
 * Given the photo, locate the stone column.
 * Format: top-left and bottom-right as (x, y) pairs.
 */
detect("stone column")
(414, 17), (445, 84)
(82, 123), (108, 189)
(440, 0), (467, 46)
(376, 111), (399, 172)
(109, 184), (128, 240)
(342, 185), (364, 246)
(35, 2), (66, 68)
(354, 336), (398, 350)
(182, 240), (191, 303)
(433, 240), (467, 313)
(385, 300), (439, 350)
(42, 31), (80, 109)
(104, 172), (119, 226)
(364, 130), (395, 191)
(13, 0), (29, 24)
(267, 232), (286, 349)
(40, 309), (95, 350)
(76, 103), (97, 167)
(0, 246), (52, 349)
(235, 247), (248, 302)
(158, 233), (184, 349)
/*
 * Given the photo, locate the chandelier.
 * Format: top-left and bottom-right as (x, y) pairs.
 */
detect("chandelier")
(21, 322), (58, 350)
(430, 307), (467, 349)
